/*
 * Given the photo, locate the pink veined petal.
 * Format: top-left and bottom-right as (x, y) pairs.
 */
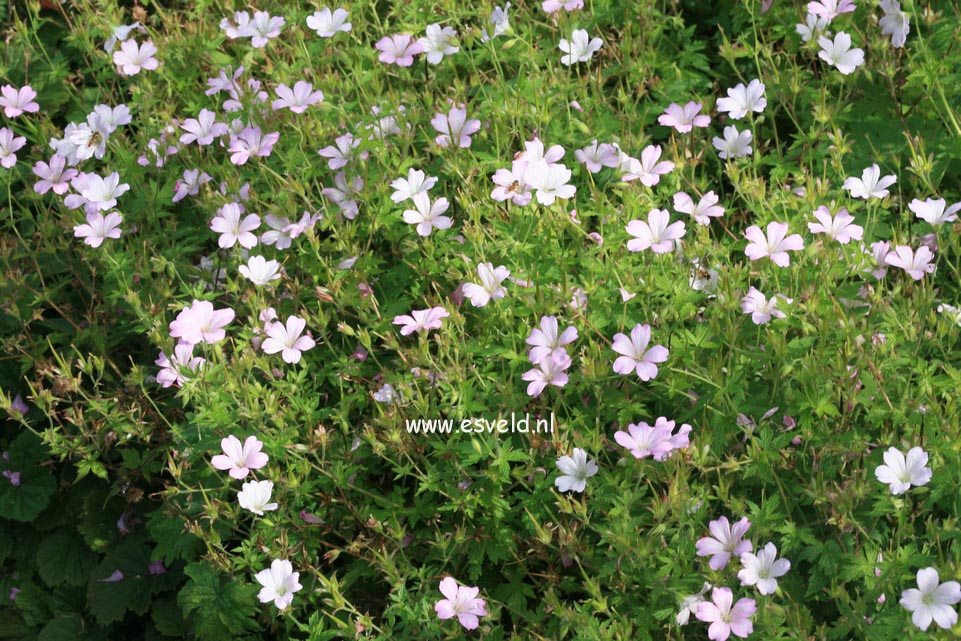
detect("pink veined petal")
(634, 361), (659, 381)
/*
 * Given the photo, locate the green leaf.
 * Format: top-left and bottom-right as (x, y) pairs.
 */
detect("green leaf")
(36, 532), (99, 588)
(146, 510), (202, 564)
(86, 534), (163, 626)
(178, 562), (259, 639)
(151, 597), (190, 637)
(37, 614), (87, 641)
(0, 432), (56, 522)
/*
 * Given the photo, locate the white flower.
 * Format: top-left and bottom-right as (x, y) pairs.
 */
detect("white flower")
(716, 79), (766, 119)
(690, 259), (719, 294)
(554, 448), (598, 493)
(462, 262), (510, 307)
(796, 13), (830, 43)
(558, 29), (603, 65)
(373, 383), (403, 404)
(879, 0), (910, 48)
(524, 162), (576, 206)
(80, 172), (130, 211)
(937, 303), (961, 327)
(900, 568), (961, 631)
(842, 164), (896, 200)
(818, 32), (864, 75)
(210, 203), (260, 249)
(402, 193), (452, 236)
(712, 126), (753, 159)
(874, 446), (932, 495)
(674, 191), (725, 226)
(909, 197), (960, 226)
(262, 315), (316, 364)
(391, 168), (437, 203)
(237, 480), (279, 515)
(738, 543), (791, 595)
(254, 560), (303, 611)
(418, 24), (459, 64)
(481, 3), (511, 42)
(676, 583), (713, 626)
(306, 8), (351, 38)
(239, 255), (282, 286)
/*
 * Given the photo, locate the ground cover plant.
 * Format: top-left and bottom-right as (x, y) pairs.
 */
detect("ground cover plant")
(2, 0), (961, 638)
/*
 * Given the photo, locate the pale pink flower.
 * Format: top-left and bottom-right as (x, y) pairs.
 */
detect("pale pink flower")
(879, 0), (910, 48)
(375, 34), (423, 66)
(808, 206), (863, 243)
(712, 126), (753, 159)
(228, 127), (279, 165)
(521, 351), (571, 397)
(462, 263), (510, 307)
(740, 287), (790, 325)
(113, 40), (159, 76)
(900, 567), (961, 631)
(172, 168), (212, 203)
(695, 587), (757, 640)
(317, 132), (362, 170)
(842, 164), (896, 199)
(620, 144), (675, 186)
(808, 0), (856, 20)
(909, 197), (961, 227)
(403, 193), (452, 236)
(525, 162), (576, 205)
(526, 316), (577, 365)
(674, 191), (725, 225)
(625, 209), (686, 254)
(33, 155), (77, 195)
(168, 299), (235, 344)
(210, 203), (260, 249)
(155, 342), (205, 388)
(418, 24), (459, 64)
(543, 0), (584, 12)
(434, 577), (487, 630)
(180, 109), (228, 146)
(575, 140), (618, 173)
(262, 315), (316, 364)
(220, 11), (252, 39)
(322, 172), (364, 219)
(490, 164), (532, 206)
(658, 101), (710, 133)
(867, 240), (891, 279)
(73, 211), (123, 248)
(885, 245), (935, 280)
(738, 543), (791, 595)
(272, 81), (324, 113)
(696, 516), (752, 571)
(614, 420), (674, 460)
(0, 128), (26, 168)
(390, 168), (438, 203)
(611, 324), (668, 381)
(393, 307), (450, 335)
(211, 435), (269, 479)
(0, 85), (39, 118)
(796, 12), (831, 42)
(743, 221), (804, 267)
(558, 29), (603, 65)
(239, 12), (285, 48)
(431, 104), (481, 148)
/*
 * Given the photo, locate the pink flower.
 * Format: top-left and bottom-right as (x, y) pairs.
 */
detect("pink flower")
(211, 435), (269, 480)
(73, 211), (123, 248)
(180, 109), (228, 146)
(112, 40), (159, 76)
(695, 587), (756, 641)
(375, 34), (423, 67)
(228, 127), (279, 165)
(909, 197), (961, 227)
(431, 104), (481, 148)
(743, 221), (804, 267)
(155, 342), (205, 388)
(621, 144), (675, 186)
(210, 203), (260, 249)
(740, 287), (791, 325)
(0, 85), (39, 118)
(402, 193), (452, 236)
(393, 307), (450, 335)
(885, 245), (935, 280)
(543, 0), (584, 13)
(272, 81), (324, 113)
(808, 0), (856, 20)
(808, 206), (863, 244)
(625, 209), (686, 254)
(521, 350), (571, 397)
(172, 168), (212, 203)
(462, 263), (510, 307)
(614, 420), (674, 460)
(575, 140), (618, 173)
(322, 172), (364, 219)
(33, 155), (77, 195)
(526, 316), (578, 365)
(168, 299), (235, 344)
(674, 191), (725, 225)
(0, 128), (26, 168)
(611, 323), (669, 381)
(254, 559), (302, 611)
(658, 101), (710, 133)
(238, 12), (285, 48)
(434, 577), (487, 631)
(490, 164), (532, 206)
(317, 132), (362, 170)
(261, 315), (316, 364)
(696, 516), (752, 570)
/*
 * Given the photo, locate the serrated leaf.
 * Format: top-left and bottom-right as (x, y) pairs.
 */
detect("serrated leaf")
(151, 597), (189, 637)
(0, 432), (56, 522)
(86, 534), (164, 626)
(36, 532), (99, 588)
(146, 510), (202, 564)
(178, 562), (259, 639)
(37, 614), (87, 641)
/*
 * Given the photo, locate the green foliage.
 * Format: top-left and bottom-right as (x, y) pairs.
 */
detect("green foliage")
(178, 563), (259, 639)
